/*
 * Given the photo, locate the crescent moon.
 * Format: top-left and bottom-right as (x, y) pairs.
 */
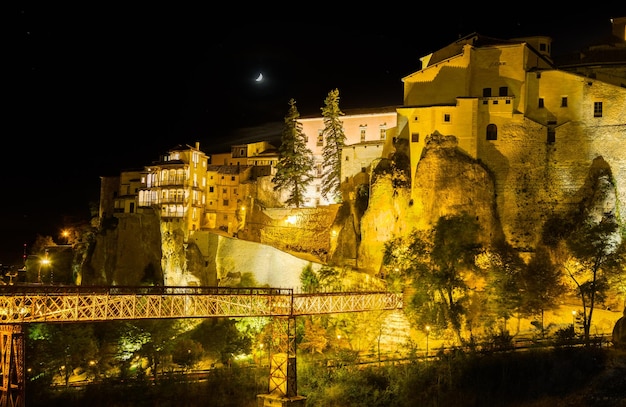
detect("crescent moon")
(255, 73), (263, 82)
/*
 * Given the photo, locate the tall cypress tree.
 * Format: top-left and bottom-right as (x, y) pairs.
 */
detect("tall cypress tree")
(320, 88), (346, 202)
(272, 98), (314, 208)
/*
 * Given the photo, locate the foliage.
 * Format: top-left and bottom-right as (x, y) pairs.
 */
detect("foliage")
(237, 272), (260, 287)
(132, 319), (185, 378)
(171, 338), (204, 369)
(24, 316), (622, 407)
(519, 245), (566, 319)
(300, 263), (320, 293)
(298, 317), (329, 354)
(563, 214), (624, 342)
(553, 325), (579, 346)
(478, 242), (525, 334)
(30, 234), (56, 254)
(271, 98), (314, 208)
(320, 88), (346, 203)
(26, 323), (98, 387)
(483, 329), (515, 352)
(317, 266), (341, 290)
(190, 318), (252, 364)
(383, 213), (483, 344)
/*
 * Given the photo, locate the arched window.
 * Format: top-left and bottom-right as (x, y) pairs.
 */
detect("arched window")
(486, 124), (497, 140)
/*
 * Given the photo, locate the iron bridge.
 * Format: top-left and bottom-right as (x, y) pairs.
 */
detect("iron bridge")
(0, 285), (403, 407)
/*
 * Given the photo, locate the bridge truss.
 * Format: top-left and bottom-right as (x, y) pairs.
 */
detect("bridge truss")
(0, 286), (402, 406)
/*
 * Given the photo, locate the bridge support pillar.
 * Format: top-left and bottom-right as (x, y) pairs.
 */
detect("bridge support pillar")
(257, 316), (306, 406)
(0, 324), (24, 407)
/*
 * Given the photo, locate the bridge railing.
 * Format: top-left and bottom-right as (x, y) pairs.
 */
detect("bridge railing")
(0, 286), (403, 323)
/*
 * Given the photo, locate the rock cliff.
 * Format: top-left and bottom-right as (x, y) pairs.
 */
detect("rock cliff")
(81, 131), (623, 289)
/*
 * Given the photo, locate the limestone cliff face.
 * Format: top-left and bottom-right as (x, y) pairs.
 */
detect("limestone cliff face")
(358, 132), (503, 273)
(83, 213), (163, 285)
(411, 133), (503, 243)
(84, 127), (625, 287)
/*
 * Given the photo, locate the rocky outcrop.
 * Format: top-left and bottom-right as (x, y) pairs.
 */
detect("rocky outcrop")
(358, 132), (504, 273)
(83, 131), (625, 291)
(613, 308), (626, 348)
(83, 212), (163, 285)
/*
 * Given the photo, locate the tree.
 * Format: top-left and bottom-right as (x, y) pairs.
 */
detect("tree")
(300, 263), (320, 293)
(190, 318), (252, 364)
(272, 98), (314, 208)
(383, 213), (483, 344)
(27, 323), (98, 387)
(320, 88), (346, 202)
(475, 242), (525, 335)
(298, 318), (329, 355)
(564, 214), (624, 343)
(171, 338), (204, 370)
(518, 245), (566, 337)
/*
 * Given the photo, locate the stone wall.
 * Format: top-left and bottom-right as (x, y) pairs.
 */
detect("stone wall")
(239, 205), (340, 262)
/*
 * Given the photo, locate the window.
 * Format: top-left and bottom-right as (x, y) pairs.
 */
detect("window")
(486, 124), (497, 140)
(360, 126), (367, 142)
(222, 188), (227, 194)
(539, 43), (546, 52)
(209, 186), (214, 193)
(538, 98), (544, 108)
(561, 97), (568, 107)
(443, 114), (451, 123)
(482, 88), (492, 97)
(411, 133), (419, 142)
(594, 102), (603, 117)
(345, 156), (349, 161)
(317, 131), (323, 146)
(379, 125), (387, 140)
(223, 199), (229, 206)
(413, 116), (419, 122)
(499, 87), (508, 96)
(231, 176), (235, 181)
(548, 128), (556, 143)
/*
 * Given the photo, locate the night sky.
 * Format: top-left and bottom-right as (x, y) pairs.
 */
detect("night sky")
(4, 5), (625, 265)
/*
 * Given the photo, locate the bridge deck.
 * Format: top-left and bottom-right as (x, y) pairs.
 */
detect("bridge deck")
(0, 286), (403, 323)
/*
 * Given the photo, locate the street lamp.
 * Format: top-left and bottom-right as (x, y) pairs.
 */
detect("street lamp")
(38, 251), (50, 284)
(425, 325), (431, 356)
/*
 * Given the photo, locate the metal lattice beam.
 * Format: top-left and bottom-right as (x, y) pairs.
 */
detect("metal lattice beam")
(0, 286), (403, 405)
(0, 325), (23, 407)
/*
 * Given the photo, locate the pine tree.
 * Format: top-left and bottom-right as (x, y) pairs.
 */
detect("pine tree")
(272, 98), (314, 208)
(320, 88), (346, 202)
